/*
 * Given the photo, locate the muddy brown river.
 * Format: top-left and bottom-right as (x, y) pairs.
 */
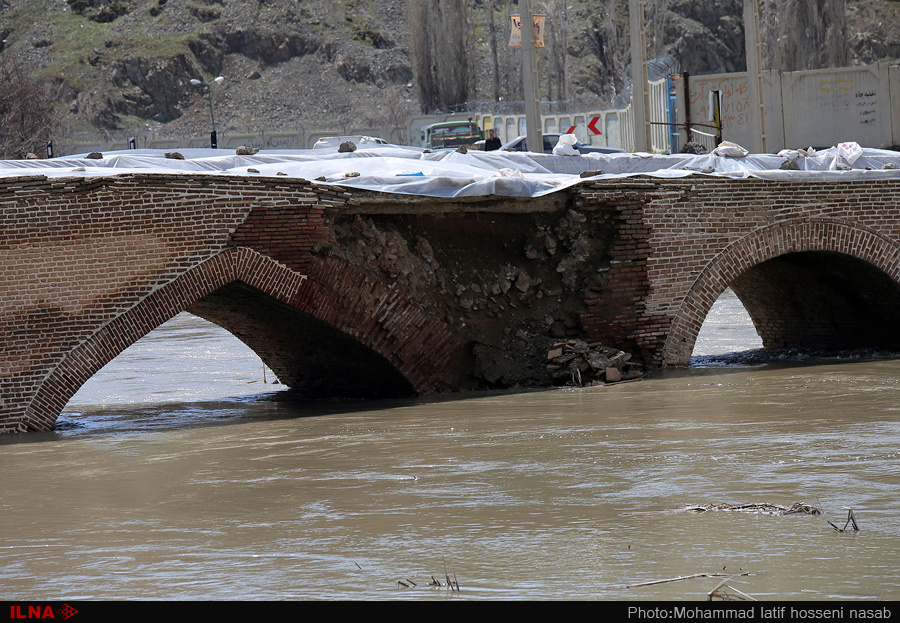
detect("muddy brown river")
(1, 290), (898, 600)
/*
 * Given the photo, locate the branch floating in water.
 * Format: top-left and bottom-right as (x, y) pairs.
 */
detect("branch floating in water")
(627, 571), (752, 588)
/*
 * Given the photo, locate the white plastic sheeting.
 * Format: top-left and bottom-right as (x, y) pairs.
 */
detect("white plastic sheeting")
(1, 144), (899, 198)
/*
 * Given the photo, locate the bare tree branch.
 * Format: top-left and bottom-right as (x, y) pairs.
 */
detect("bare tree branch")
(407, 0), (470, 112)
(0, 57), (63, 159)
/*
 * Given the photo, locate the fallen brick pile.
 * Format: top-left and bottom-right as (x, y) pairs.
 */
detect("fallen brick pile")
(546, 338), (643, 386)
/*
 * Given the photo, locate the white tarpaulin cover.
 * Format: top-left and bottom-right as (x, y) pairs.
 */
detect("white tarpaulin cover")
(1, 143), (899, 198)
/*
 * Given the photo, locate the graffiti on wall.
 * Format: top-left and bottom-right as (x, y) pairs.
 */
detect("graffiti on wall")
(689, 78), (751, 129)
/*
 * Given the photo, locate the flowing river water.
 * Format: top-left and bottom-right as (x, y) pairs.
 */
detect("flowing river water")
(1, 290), (899, 601)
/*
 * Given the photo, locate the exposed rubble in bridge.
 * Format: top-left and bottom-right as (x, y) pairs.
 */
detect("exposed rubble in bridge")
(317, 198), (622, 389)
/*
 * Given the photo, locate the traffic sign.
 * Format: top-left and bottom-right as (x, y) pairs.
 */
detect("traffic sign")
(588, 116), (602, 135)
(508, 14), (546, 48)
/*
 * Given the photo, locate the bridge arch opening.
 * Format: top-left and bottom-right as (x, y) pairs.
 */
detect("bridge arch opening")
(24, 247), (432, 432)
(186, 281), (416, 400)
(728, 251), (900, 351)
(663, 221), (900, 366)
(692, 288), (762, 358)
(66, 280), (416, 416)
(67, 312), (281, 409)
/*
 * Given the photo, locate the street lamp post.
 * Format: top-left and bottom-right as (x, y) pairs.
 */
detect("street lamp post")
(190, 76), (224, 149)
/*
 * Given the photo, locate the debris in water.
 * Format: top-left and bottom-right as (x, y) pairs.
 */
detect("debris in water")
(427, 575), (460, 591)
(627, 571), (753, 589)
(621, 502), (821, 516)
(396, 557), (460, 592)
(828, 508), (860, 532)
(708, 576), (757, 601)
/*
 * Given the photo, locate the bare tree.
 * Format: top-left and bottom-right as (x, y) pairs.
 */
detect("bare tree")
(488, 0), (501, 103)
(644, 0), (669, 58)
(759, 0), (781, 69)
(366, 86), (413, 128)
(541, 0), (570, 102)
(407, 0), (470, 112)
(760, 0), (848, 71)
(605, 0), (629, 97)
(822, 0), (849, 68)
(505, 0), (521, 103)
(495, 0), (521, 105)
(542, 6), (557, 101)
(559, 0), (569, 101)
(0, 57), (62, 159)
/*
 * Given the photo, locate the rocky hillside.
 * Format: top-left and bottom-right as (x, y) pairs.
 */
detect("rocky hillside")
(0, 0), (897, 142)
(1, 0), (416, 138)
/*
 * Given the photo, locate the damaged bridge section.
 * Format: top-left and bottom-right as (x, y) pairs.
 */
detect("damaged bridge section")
(2, 172), (900, 432)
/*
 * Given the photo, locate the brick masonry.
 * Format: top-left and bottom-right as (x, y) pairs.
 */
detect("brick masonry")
(574, 176), (900, 364)
(0, 173), (460, 433)
(1, 172), (899, 432)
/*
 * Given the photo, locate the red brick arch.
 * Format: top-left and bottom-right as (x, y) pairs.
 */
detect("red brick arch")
(661, 218), (900, 365)
(22, 247), (459, 432)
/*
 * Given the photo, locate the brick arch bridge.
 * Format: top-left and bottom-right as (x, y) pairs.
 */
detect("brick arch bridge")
(26, 247), (460, 433)
(2, 172), (899, 432)
(663, 219), (900, 364)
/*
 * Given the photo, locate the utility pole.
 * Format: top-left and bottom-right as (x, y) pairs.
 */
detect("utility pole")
(520, 0), (542, 152)
(629, 0), (652, 152)
(744, 0), (767, 153)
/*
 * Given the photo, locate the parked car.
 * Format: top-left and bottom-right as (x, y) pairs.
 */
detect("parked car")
(500, 134), (622, 154)
(421, 120), (484, 150)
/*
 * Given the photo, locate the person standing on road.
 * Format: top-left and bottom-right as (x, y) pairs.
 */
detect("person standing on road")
(484, 128), (502, 151)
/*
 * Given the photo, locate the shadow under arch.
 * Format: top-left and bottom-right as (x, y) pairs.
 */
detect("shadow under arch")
(662, 219), (900, 365)
(186, 281), (416, 400)
(25, 247), (460, 431)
